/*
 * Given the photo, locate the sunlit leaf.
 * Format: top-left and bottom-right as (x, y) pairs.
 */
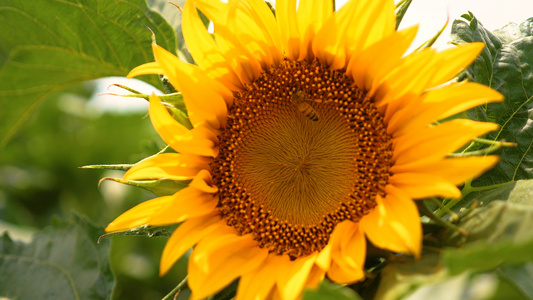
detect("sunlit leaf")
(447, 179), (533, 215)
(444, 201), (533, 271)
(376, 201), (533, 300)
(303, 279), (362, 300)
(0, 213), (113, 300)
(498, 263), (533, 299)
(451, 14), (533, 186)
(373, 254), (448, 300)
(0, 0), (177, 145)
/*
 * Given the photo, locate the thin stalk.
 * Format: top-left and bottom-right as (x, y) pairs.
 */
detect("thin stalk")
(109, 83), (142, 94)
(428, 197), (459, 222)
(414, 17), (448, 51)
(449, 138), (516, 158)
(418, 201), (468, 236)
(162, 276), (188, 300)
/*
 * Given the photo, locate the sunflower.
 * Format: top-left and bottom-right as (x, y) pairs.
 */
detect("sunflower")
(105, 0), (503, 298)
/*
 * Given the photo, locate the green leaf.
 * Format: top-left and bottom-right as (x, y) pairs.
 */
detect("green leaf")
(498, 263), (533, 299)
(445, 178), (533, 216)
(146, 0), (196, 64)
(373, 254), (449, 300)
(303, 279), (362, 300)
(376, 201), (533, 300)
(451, 14), (533, 186)
(443, 201), (533, 274)
(0, 0), (177, 145)
(147, 0), (185, 37)
(0, 213), (113, 300)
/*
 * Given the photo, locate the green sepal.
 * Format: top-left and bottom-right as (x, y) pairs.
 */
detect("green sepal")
(395, 0), (413, 29)
(169, 106), (193, 130)
(160, 93), (187, 112)
(100, 177), (191, 197)
(110, 84), (186, 111)
(414, 18), (449, 50)
(98, 224), (177, 241)
(79, 164), (133, 171)
(160, 75), (178, 94)
(108, 83), (193, 128)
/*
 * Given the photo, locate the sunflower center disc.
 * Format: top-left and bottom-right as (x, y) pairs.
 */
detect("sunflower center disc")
(212, 59), (393, 258)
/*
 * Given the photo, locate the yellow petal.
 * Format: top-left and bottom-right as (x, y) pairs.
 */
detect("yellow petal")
(188, 169), (218, 194)
(105, 186), (217, 232)
(426, 42), (485, 87)
(160, 213), (221, 275)
(150, 187), (217, 225)
(361, 186), (421, 257)
(189, 229), (269, 299)
(342, 0), (395, 60)
(327, 221), (365, 284)
(392, 156), (500, 185)
(276, 253), (317, 300)
(127, 61), (164, 78)
(305, 265), (326, 290)
(348, 25), (418, 91)
(357, 32), (474, 104)
(242, 0), (283, 56)
(124, 153), (211, 181)
(105, 195), (173, 232)
(311, 0), (355, 69)
(236, 254), (282, 300)
(390, 82), (504, 136)
(148, 94), (219, 157)
(276, 0), (300, 60)
(151, 45), (228, 129)
(315, 243), (332, 271)
(296, 0), (332, 60)
(389, 173), (462, 199)
(182, 0), (243, 92)
(372, 49), (436, 107)
(190, 0), (225, 21)
(313, 0), (394, 70)
(193, 0), (264, 84)
(230, 0), (283, 68)
(392, 119), (499, 165)
(327, 258), (365, 284)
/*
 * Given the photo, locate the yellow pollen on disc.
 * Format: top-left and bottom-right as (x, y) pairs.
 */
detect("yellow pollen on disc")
(211, 59), (393, 258)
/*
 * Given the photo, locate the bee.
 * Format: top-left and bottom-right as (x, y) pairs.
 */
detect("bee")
(291, 90), (319, 121)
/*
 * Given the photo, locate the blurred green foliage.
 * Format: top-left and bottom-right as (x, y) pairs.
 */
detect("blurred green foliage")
(0, 82), (187, 299)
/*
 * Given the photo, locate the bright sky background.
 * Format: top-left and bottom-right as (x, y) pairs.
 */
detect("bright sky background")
(358, 0), (533, 50)
(91, 0), (533, 112)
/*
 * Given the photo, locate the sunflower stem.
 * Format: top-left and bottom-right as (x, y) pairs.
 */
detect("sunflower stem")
(434, 179), (512, 218)
(162, 276), (188, 300)
(428, 197), (459, 221)
(418, 201), (468, 236)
